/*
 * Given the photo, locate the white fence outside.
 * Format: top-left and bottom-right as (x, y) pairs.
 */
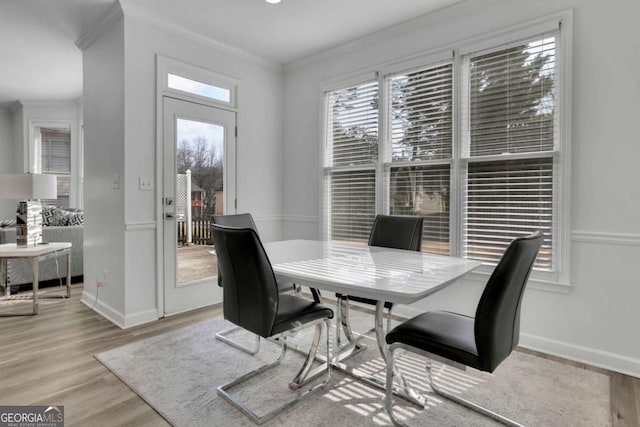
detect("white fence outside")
(176, 170), (192, 244)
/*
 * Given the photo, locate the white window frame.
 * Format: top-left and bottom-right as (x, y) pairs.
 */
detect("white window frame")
(28, 119), (72, 208)
(157, 56), (238, 110)
(321, 72), (379, 242)
(321, 11), (573, 291)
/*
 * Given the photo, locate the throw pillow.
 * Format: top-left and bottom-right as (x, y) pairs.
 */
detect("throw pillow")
(41, 206), (85, 226)
(0, 219), (17, 228)
(67, 210), (84, 225)
(42, 205), (58, 226)
(55, 209), (71, 226)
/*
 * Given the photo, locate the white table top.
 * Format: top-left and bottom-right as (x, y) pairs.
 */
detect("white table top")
(0, 242), (72, 258)
(264, 240), (482, 305)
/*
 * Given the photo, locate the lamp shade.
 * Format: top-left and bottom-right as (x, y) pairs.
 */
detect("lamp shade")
(0, 173), (57, 199)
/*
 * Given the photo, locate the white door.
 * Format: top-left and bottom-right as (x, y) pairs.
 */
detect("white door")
(163, 96), (236, 315)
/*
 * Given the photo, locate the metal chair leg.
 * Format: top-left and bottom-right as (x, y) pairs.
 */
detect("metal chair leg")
(426, 362), (524, 427)
(289, 319), (331, 389)
(215, 325), (261, 355)
(217, 318), (332, 425)
(385, 344), (427, 427)
(385, 343), (523, 427)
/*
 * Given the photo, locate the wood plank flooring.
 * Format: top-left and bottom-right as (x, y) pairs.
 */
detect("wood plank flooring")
(0, 284), (638, 426)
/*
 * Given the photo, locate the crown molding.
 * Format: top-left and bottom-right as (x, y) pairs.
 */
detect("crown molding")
(284, 0), (500, 73)
(122, 3), (282, 72)
(8, 101), (23, 113)
(76, 1), (124, 51)
(17, 100), (78, 108)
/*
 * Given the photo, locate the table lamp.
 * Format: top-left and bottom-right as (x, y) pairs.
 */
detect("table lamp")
(0, 173), (57, 246)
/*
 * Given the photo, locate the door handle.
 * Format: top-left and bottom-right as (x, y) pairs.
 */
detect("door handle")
(165, 213), (175, 220)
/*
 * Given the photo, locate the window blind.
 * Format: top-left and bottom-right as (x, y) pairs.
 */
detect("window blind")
(467, 35), (557, 157)
(326, 169), (376, 242)
(389, 164), (451, 255)
(464, 158), (553, 268)
(326, 81), (379, 167)
(40, 127), (71, 208)
(324, 81), (379, 242)
(388, 63), (453, 162)
(463, 33), (557, 270)
(386, 63), (453, 254)
(40, 128), (71, 173)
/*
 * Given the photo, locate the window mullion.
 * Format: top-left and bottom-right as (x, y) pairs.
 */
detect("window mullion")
(377, 71), (387, 216)
(451, 50), (464, 258)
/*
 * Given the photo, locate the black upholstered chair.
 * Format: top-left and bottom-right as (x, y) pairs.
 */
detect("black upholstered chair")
(211, 224), (334, 425)
(336, 214), (424, 343)
(384, 231), (544, 427)
(212, 213), (296, 292)
(211, 213), (295, 354)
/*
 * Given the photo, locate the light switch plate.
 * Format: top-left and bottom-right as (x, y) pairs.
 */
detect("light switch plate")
(139, 176), (153, 191)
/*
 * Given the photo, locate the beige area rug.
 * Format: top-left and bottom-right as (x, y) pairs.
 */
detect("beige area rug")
(95, 314), (610, 427)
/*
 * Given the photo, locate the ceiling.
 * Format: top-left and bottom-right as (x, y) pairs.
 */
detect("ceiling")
(0, 0), (464, 109)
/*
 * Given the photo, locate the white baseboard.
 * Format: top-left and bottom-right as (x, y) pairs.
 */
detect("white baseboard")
(81, 290), (161, 329)
(122, 308), (160, 328)
(519, 333), (640, 378)
(81, 290), (126, 328)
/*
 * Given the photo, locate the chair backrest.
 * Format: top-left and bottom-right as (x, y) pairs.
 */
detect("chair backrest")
(211, 213), (258, 230)
(474, 231), (544, 372)
(211, 213), (258, 287)
(368, 214), (424, 251)
(210, 224), (279, 338)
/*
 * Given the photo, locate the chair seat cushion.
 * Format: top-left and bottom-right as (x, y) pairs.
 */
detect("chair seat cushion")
(271, 294), (334, 336)
(386, 310), (482, 370)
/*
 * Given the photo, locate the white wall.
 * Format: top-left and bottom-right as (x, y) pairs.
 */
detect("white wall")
(81, 14), (127, 324)
(282, 0), (640, 376)
(11, 103), (23, 173)
(80, 8), (284, 327)
(120, 16), (284, 325)
(0, 108), (15, 218)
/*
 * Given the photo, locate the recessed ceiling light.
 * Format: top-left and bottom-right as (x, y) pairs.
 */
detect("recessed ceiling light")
(265, 0), (281, 4)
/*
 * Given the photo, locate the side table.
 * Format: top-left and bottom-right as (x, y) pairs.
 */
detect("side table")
(0, 242), (72, 316)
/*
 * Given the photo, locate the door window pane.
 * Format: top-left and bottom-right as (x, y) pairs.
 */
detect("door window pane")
(175, 118), (224, 285)
(168, 73), (231, 104)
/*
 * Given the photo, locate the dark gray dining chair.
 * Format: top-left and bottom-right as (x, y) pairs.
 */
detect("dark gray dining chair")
(211, 213), (295, 355)
(335, 214), (424, 345)
(384, 231), (543, 427)
(211, 224), (333, 425)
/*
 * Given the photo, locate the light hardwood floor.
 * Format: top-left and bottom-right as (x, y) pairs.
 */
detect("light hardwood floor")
(0, 284), (638, 427)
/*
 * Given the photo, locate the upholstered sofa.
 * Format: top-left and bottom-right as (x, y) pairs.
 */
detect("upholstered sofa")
(0, 214), (83, 289)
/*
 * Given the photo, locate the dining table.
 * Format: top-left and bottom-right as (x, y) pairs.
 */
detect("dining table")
(263, 239), (482, 406)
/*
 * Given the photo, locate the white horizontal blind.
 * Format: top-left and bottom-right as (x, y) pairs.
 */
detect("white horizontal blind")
(388, 63), (453, 161)
(389, 164), (451, 255)
(326, 170), (376, 241)
(463, 32), (558, 269)
(325, 81), (379, 242)
(40, 127), (71, 208)
(465, 158), (553, 268)
(386, 63), (453, 254)
(326, 82), (379, 167)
